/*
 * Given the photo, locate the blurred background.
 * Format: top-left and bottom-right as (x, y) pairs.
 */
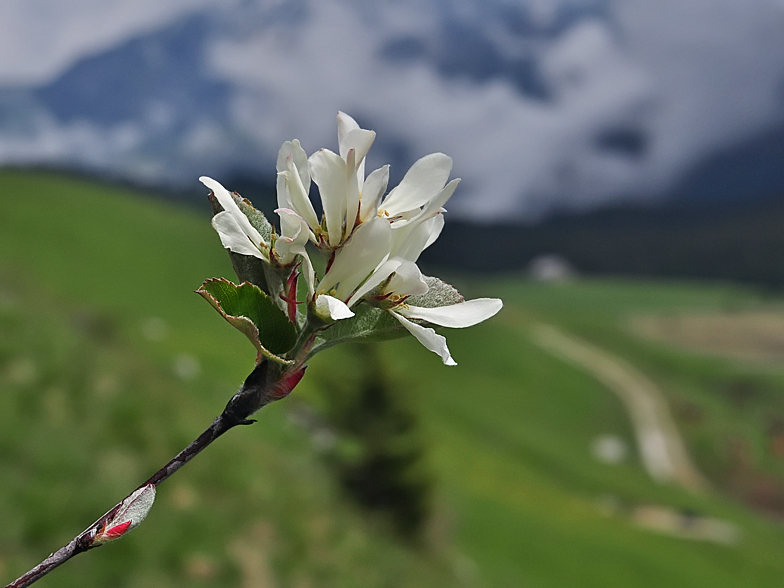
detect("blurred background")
(2, 0), (784, 586)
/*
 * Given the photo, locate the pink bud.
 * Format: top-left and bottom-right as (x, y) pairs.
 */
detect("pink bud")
(101, 520), (132, 540)
(93, 484), (156, 545)
(269, 367), (306, 400)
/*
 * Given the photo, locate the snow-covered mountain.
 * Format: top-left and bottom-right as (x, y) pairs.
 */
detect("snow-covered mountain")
(2, 0), (784, 220)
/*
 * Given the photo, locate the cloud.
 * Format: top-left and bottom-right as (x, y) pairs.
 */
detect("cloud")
(205, 3), (650, 218)
(204, 0), (784, 220)
(3, 0), (784, 221)
(0, 0), (220, 85)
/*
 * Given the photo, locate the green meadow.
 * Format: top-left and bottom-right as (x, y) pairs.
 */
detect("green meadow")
(2, 169), (784, 587)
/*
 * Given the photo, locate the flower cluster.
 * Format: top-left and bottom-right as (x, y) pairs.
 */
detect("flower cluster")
(201, 112), (501, 365)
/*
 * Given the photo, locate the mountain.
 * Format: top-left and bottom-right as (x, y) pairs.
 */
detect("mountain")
(671, 125), (784, 204)
(423, 195), (784, 288)
(38, 15), (227, 126)
(1, 0), (784, 220)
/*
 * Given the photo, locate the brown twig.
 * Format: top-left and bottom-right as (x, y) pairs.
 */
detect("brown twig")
(5, 361), (285, 588)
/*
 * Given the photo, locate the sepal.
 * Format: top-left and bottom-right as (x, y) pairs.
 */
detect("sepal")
(406, 276), (464, 308)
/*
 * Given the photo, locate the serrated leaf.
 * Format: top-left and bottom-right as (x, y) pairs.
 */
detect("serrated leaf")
(308, 304), (407, 357)
(197, 278), (296, 365)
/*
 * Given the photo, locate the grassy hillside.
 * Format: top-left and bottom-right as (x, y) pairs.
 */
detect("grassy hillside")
(2, 169), (784, 587)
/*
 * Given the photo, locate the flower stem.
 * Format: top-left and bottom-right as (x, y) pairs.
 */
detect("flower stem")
(4, 362), (276, 588)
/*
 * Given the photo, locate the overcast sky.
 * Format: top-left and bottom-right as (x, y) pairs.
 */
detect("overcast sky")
(2, 0), (784, 221)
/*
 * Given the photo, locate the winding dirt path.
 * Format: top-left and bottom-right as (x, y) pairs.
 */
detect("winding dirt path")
(531, 323), (708, 494)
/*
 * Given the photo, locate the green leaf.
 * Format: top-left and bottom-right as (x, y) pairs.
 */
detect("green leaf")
(308, 304), (407, 357)
(197, 278), (296, 365)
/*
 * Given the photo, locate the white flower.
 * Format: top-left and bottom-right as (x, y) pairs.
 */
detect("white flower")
(381, 154), (459, 261)
(202, 175), (318, 328)
(202, 112), (503, 364)
(201, 176), (270, 261)
(391, 296), (503, 366)
(306, 158), (485, 359)
(363, 260), (503, 365)
(276, 139), (320, 232)
(311, 217), (392, 321)
(380, 152), (456, 223)
(342, 191), (449, 306)
(276, 112), (379, 252)
(275, 112), (457, 255)
(308, 112), (377, 248)
(274, 208), (315, 291)
(202, 175), (316, 282)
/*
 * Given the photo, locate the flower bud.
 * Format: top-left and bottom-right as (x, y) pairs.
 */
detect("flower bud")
(93, 484), (156, 545)
(269, 366), (307, 401)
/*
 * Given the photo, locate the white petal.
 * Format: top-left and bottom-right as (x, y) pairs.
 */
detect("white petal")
(382, 153), (452, 216)
(276, 172), (293, 210)
(211, 212), (266, 259)
(276, 139), (310, 194)
(359, 165), (389, 223)
(276, 208), (300, 238)
(346, 258), (402, 307)
(340, 127), (375, 162)
(344, 148), (360, 239)
(315, 294), (355, 320)
(341, 128), (375, 174)
(274, 208), (312, 265)
(423, 213), (445, 250)
(309, 149), (347, 248)
(200, 176), (266, 247)
(295, 245), (316, 296)
(392, 178), (459, 230)
(391, 214), (443, 262)
(337, 112), (375, 181)
(337, 111), (360, 148)
(393, 311), (456, 366)
(274, 240), (298, 267)
(421, 178), (458, 218)
(385, 261), (429, 297)
(283, 160), (320, 230)
(399, 298), (503, 328)
(318, 217), (392, 300)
